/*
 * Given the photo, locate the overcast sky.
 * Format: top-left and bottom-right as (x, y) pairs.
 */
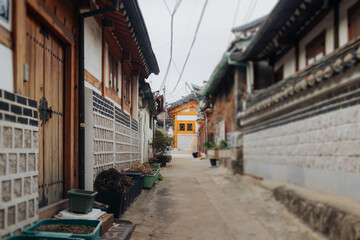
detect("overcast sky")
(138, 0), (278, 103)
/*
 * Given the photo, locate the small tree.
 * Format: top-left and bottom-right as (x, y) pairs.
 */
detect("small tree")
(152, 129), (173, 157)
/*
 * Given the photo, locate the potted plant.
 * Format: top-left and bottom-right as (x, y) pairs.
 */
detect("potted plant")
(151, 130), (173, 167)
(204, 141), (218, 167)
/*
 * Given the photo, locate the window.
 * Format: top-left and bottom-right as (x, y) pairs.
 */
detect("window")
(124, 74), (130, 105)
(108, 52), (118, 92)
(274, 65), (283, 83)
(306, 31), (325, 66)
(149, 115), (152, 129)
(179, 123), (185, 131)
(348, 1), (360, 41)
(187, 123), (193, 132)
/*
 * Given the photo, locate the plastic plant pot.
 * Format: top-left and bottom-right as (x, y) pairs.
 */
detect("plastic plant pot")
(210, 158), (217, 168)
(67, 189), (97, 214)
(143, 173), (156, 189)
(96, 191), (125, 218)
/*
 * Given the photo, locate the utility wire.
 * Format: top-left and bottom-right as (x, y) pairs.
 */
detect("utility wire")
(168, 0), (209, 95)
(228, 0), (242, 43)
(159, 0), (183, 91)
(243, 0), (258, 24)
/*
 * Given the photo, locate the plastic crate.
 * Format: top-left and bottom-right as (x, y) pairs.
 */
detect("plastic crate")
(23, 219), (102, 240)
(67, 189), (97, 214)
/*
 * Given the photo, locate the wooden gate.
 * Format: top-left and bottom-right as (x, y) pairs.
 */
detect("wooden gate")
(24, 15), (64, 207)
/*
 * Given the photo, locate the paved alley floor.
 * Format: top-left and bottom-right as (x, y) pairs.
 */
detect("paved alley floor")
(120, 154), (325, 240)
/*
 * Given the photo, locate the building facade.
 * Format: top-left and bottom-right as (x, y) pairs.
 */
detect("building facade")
(168, 95), (199, 152)
(0, 0), (158, 237)
(231, 0), (360, 201)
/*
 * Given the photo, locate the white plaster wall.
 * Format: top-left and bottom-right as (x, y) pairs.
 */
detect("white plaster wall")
(243, 105), (360, 201)
(139, 107), (153, 162)
(339, 0), (358, 47)
(177, 115), (197, 121)
(132, 76), (139, 120)
(117, 63), (122, 98)
(299, 10), (334, 70)
(0, 45), (13, 92)
(274, 48), (296, 79)
(84, 87), (94, 190)
(84, 17), (102, 82)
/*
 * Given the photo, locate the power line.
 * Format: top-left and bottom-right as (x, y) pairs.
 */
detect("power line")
(228, 0), (242, 43)
(159, 0), (183, 91)
(168, 0), (209, 95)
(243, 0), (258, 24)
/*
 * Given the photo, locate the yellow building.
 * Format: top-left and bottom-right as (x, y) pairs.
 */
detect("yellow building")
(168, 95), (199, 151)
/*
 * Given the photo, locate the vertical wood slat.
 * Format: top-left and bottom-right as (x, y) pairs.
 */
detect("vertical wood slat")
(58, 45), (64, 198)
(34, 21), (45, 206)
(24, 17), (36, 99)
(51, 36), (59, 203)
(13, 0), (27, 95)
(43, 26), (52, 205)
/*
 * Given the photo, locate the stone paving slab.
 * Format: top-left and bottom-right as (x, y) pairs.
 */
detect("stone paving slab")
(120, 154), (325, 240)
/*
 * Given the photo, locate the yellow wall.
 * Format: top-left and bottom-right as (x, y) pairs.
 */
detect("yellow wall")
(168, 100), (199, 148)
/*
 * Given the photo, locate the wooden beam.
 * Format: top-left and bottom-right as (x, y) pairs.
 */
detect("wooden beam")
(85, 69), (102, 91)
(12, 0), (26, 95)
(26, 0), (74, 45)
(102, 18), (114, 29)
(0, 25), (12, 49)
(333, 0), (339, 49)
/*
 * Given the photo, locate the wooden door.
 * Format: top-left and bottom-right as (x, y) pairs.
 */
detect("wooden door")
(24, 15), (64, 207)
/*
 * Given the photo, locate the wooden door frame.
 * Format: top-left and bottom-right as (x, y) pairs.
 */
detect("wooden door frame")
(12, 0), (78, 213)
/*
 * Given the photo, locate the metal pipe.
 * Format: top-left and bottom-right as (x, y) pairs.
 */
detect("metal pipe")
(78, 5), (118, 189)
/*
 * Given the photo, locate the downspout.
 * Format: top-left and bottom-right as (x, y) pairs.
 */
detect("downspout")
(78, 2), (120, 189)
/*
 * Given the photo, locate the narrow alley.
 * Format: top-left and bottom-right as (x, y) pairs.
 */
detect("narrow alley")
(121, 154), (325, 240)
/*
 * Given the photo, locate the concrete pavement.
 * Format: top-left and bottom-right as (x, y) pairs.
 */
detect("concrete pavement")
(120, 154), (325, 240)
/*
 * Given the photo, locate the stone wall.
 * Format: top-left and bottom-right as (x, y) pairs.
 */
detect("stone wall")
(177, 134), (197, 151)
(0, 89), (39, 238)
(274, 186), (360, 240)
(242, 70), (360, 200)
(85, 89), (141, 190)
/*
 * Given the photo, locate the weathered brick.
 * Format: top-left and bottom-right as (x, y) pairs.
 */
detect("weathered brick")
(2, 180), (11, 202)
(7, 206), (15, 226)
(14, 178), (22, 199)
(24, 129), (31, 148)
(19, 153), (26, 173)
(0, 154), (6, 175)
(32, 176), (38, 194)
(14, 128), (23, 148)
(3, 127), (12, 148)
(24, 177), (31, 196)
(28, 153), (36, 172)
(33, 131), (38, 149)
(28, 199), (35, 218)
(0, 209), (4, 229)
(17, 202), (26, 222)
(8, 153), (17, 174)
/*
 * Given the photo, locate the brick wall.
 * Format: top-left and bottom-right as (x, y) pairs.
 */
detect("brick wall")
(177, 134), (197, 151)
(0, 89), (39, 238)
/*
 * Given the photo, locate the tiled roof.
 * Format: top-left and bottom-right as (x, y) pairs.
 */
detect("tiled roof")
(242, 37), (360, 117)
(167, 94), (197, 110)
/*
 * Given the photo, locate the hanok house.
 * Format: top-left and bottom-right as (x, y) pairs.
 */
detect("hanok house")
(230, 0), (360, 201)
(168, 95), (199, 152)
(0, 0), (158, 237)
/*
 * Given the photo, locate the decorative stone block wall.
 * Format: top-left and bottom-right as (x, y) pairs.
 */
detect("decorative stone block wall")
(177, 134), (197, 151)
(85, 89), (141, 189)
(243, 79), (360, 200)
(0, 89), (39, 238)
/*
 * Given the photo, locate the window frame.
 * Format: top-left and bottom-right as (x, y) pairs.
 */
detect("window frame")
(305, 31), (325, 66)
(348, 1), (360, 41)
(108, 51), (119, 92)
